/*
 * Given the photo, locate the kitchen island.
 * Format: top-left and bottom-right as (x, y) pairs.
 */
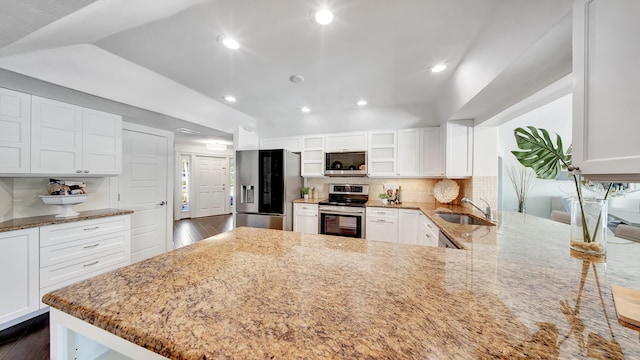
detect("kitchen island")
(44, 212), (640, 359)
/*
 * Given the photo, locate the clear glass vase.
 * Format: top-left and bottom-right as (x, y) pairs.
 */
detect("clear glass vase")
(570, 198), (608, 256)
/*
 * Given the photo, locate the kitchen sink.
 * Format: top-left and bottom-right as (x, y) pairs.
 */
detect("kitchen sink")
(435, 213), (495, 226)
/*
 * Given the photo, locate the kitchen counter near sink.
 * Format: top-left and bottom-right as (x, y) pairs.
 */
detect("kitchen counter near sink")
(43, 215), (640, 359)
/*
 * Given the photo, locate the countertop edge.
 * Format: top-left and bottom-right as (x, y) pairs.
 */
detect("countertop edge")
(0, 209), (134, 233)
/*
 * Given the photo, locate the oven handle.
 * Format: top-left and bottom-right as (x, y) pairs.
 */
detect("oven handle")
(319, 209), (365, 216)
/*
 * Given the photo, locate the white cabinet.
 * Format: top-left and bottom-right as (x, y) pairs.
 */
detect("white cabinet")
(397, 209), (420, 244)
(301, 135), (324, 177)
(366, 207), (398, 242)
(0, 88), (31, 173)
(324, 132), (367, 152)
(419, 213), (439, 247)
(420, 127), (443, 177)
(572, 0), (640, 181)
(367, 130), (397, 177)
(39, 215), (131, 304)
(31, 96), (122, 176)
(294, 203), (319, 234)
(0, 228), (39, 329)
(444, 120), (473, 178)
(260, 137), (301, 152)
(397, 129), (420, 177)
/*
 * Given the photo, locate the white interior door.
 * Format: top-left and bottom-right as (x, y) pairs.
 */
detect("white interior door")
(119, 128), (170, 263)
(194, 156), (227, 217)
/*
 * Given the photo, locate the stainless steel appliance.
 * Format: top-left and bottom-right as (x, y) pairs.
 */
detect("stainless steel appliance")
(236, 149), (302, 231)
(318, 184), (369, 238)
(324, 151), (367, 177)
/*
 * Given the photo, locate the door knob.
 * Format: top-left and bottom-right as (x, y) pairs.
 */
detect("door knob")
(159, 201), (166, 206)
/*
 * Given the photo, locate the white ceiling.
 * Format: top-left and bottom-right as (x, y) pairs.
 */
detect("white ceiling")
(0, 0), (573, 142)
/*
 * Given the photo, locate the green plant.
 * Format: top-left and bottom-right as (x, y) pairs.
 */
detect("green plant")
(378, 193), (389, 199)
(511, 126), (612, 244)
(302, 187), (310, 195)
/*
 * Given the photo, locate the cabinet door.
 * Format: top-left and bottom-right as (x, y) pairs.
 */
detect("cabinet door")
(397, 129), (419, 177)
(31, 96), (83, 174)
(260, 137), (301, 152)
(420, 127), (443, 177)
(0, 88), (31, 173)
(573, 0), (640, 181)
(0, 228), (39, 327)
(294, 204), (318, 234)
(445, 120), (473, 178)
(419, 213), (439, 247)
(368, 131), (397, 177)
(301, 136), (324, 177)
(397, 210), (419, 244)
(324, 132), (367, 152)
(82, 108), (122, 175)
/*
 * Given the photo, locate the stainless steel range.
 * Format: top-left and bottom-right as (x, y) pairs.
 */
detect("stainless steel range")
(318, 184), (369, 238)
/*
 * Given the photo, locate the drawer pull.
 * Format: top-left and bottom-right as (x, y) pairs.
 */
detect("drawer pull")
(377, 211), (386, 214)
(83, 243), (100, 249)
(83, 260), (99, 267)
(84, 226), (100, 231)
(376, 219), (386, 222)
(427, 224), (433, 229)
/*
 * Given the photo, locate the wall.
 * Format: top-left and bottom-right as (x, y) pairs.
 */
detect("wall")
(471, 126), (499, 210)
(0, 177), (113, 222)
(305, 177), (471, 207)
(498, 94), (573, 218)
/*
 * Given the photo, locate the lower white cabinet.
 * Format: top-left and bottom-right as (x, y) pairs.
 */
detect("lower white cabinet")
(398, 209), (420, 244)
(0, 228), (39, 329)
(293, 203), (319, 234)
(366, 207), (398, 242)
(419, 213), (439, 247)
(39, 215), (131, 303)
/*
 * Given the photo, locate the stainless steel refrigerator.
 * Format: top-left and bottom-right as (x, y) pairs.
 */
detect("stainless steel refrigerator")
(235, 149), (302, 231)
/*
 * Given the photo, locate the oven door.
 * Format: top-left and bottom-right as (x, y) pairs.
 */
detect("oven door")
(319, 206), (365, 238)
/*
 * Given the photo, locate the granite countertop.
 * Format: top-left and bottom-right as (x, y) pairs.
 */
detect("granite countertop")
(293, 198), (325, 204)
(44, 215), (640, 359)
(0, 208), (134, 233)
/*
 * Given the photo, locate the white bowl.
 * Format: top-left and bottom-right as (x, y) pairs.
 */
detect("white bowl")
(39, 195), (88, 218)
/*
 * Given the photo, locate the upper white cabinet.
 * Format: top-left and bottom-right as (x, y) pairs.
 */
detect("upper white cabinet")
(301, 135), (324, 177)
(0, 228), (39, 330)
(420, 127), (443, 177)
(324, 132), (367, 152)
(368, 130), (397, 177)
(397, 129), (420, 177)
(572, 0), (640, 181)
(31, 96), (122, 175)
(260, 136), (301, 152)
(0, 88), (31, 173)
(444, 120), (473, 178)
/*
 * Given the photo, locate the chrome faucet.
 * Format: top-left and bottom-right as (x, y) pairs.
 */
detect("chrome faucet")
(462, 198), (494, 221)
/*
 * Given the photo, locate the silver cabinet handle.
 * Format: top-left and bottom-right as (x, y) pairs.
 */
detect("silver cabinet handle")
(159, 201), (166, 206)
(83, 260), (99, 267)
(83, 170), (89, 173)
(84, 226), (99, 231)
(83, 243), (100, 249)
(76, 170), (82, 173)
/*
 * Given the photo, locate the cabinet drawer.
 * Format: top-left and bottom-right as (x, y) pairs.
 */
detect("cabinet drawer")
(40, 249), (128, 289)
(366, 207), (397, 220)
(40, 231), (129, 268)
(294, 204), (318, 216)
(40, 215), (130, 247)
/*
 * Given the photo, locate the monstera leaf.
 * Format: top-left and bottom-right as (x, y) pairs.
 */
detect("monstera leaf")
(511, 126), (571, 180)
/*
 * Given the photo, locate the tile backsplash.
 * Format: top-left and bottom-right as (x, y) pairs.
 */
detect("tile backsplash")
(305, 177), (471, 204)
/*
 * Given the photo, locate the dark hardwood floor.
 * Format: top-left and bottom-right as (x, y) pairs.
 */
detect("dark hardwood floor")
(0, 214), (232, 360)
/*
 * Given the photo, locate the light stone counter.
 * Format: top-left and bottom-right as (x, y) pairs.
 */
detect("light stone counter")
(44, 214), (640, 359)
(0, 208), (134, 233)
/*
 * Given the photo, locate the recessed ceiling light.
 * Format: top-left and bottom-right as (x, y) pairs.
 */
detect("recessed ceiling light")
(217, 35), (240, 50)
(175, 128), (199, 134)
(223, 95), (237, 102)
(300, 106), (311, 113)
(430, 64), (447, 73)
(314, 9), (334, 25)
(356, 99), (368, 106)
(289, 74), (305, 83)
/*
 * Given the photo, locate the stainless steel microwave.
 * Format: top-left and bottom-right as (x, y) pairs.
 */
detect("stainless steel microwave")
(324, 151), (367, 177)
